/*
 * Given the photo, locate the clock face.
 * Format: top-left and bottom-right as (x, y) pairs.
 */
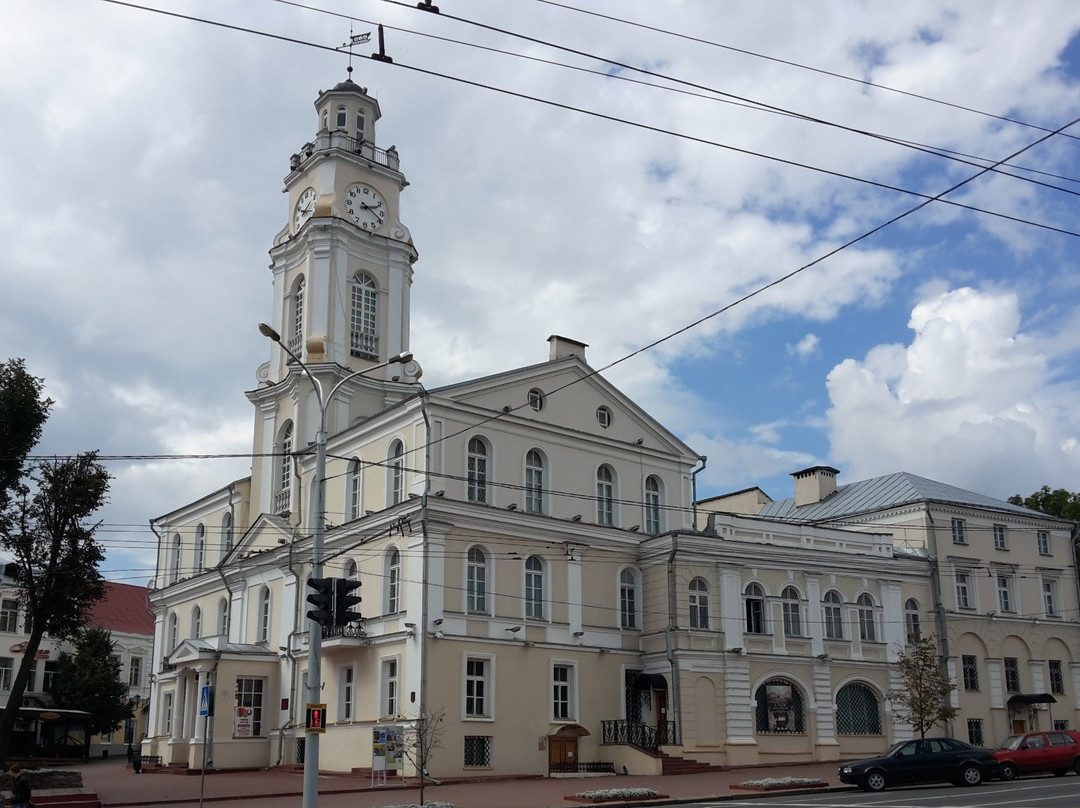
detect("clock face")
(294, 187), (317, 230)
(344, 184), (387, 232)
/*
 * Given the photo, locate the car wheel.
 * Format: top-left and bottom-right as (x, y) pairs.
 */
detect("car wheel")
(1052, 769), (1067, 777)
(864, 771), (887, 792)
(999, 761), (1018, 781)
(960, 764), (983, 786)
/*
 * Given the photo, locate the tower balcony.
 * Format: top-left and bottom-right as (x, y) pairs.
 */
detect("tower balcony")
(290, 133), (400, 172)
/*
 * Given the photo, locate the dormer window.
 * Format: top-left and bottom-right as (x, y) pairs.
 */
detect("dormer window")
(336, 105), (347, 128)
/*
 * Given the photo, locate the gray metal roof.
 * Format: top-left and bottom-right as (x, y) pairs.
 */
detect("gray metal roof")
(757, 471), (1058, 523)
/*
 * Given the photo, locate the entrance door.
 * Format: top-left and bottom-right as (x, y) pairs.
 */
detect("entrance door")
(1012, 719), (1027, 734)
(654, 690), (669, 745)
(548, 737), (577, 772)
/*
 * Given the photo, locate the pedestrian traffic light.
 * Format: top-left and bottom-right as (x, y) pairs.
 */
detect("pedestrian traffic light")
(306, 577), (335, 627)
(305, 703), (327, 734)
(335, 578), (363, 625)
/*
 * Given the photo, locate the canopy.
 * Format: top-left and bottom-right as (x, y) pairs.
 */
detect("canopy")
(1007, 693), (1057, 706)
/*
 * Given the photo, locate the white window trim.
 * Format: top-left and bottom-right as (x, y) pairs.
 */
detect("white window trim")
(523, 555), (547, 621)
(379, 656), (399, 720)
(462, 653), (496, 722)
(465, 545), (492, 615)
(550, 659), (579, 723)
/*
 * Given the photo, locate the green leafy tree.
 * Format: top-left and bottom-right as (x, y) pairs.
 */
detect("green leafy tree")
(52, 627), (133, 737)
(0, 359), (110, 764)
(888, 635), (958, 739)
(1009, 486), (1080, 567)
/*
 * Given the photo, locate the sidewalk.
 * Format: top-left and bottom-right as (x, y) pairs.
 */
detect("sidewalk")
(71, 757), (849, 808)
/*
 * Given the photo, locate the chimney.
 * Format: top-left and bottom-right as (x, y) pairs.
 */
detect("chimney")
(792, 465), (839, 506)
(548, 335), (588, 362)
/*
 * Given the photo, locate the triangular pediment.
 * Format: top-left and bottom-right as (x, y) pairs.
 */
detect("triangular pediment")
(223, 514), (296, 566)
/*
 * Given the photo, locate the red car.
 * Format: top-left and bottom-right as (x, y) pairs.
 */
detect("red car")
(994, 729), (1080, 780)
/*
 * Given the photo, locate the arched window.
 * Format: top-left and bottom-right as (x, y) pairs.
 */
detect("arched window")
(857, 593), (877, 642)
(467, 437), (489, 504)
(781, 586), (802, 637)
(167, 612), (178, 652)
(355, 109), (366, 140)
(258, 587), (271, 643)
(525, 556), (544, 620)
(344, 558), (358, 580)
(744, 583), (766, 634)
(276, 422), (293, 515)
(689, 578), (709, 629)
(346, 457), (363, 521)
(335, 105), (347, 128)
(386, 548), (401, 614)
(170, 533), (182, 584)
(620, 569), (639, 629)
(350, 272), (378, 359)
(755, 678), (804, 733)
(823, 590), (844, 639)
(644, 476), (663, 534)
(836, 682), (882, 735)
(524, 450), (545, 514)
(387, 439), (404, 505)
(596, 465), (616, 526)
(904, 598), (921, 644)
(467, 547), (488, 614)
(191, 605), (202, 639)
(218, 597), (230, 637)
(221, 512), (233, 558)
(193, 524), (205, 572)
(289, 276), (305, 355)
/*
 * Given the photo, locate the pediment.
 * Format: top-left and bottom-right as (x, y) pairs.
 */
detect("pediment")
(223, 514), (295, 566)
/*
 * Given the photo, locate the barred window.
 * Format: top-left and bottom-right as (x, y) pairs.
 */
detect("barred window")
(967, 718), (984, 747)
(463, 735), (493, 767)
(1004, 657), (1021, 693)
(836, 682), (881, 735)
(962, 655), (979, 691)
(755, 678), (804, 734)
(1049, 659), (1065, 695)
(1053, 719), (1071, 731)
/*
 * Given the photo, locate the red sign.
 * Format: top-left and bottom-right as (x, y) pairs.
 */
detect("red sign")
(9, 643), (49, 659)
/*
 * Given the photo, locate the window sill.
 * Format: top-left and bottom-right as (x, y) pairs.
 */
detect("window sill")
(463, 716), (494, 723)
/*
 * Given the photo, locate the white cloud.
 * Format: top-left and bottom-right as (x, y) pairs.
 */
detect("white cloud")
(788, 333), (820, 360)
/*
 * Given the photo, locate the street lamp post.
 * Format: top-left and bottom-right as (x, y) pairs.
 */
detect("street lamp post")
(258, 323), (412, 808)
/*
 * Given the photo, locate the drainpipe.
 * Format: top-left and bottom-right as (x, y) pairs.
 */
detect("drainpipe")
(691, 456), (707, 530)
(925, 511), (954, 738)
(665, 530), (682, 747)
(149, 518), (164, 589)
(277, 529), (303, 762)
(415, 386), (433, 785)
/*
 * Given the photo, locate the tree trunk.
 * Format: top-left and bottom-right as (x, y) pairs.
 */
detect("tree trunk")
(0, 625), (49, 765)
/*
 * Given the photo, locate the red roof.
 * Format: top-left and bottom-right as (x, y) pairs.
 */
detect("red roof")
(85, 582), (154, 636)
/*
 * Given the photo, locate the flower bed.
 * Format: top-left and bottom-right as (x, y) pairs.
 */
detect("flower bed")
(384, 802), (455, 808)
(730, 776), (827, 792)
(565, 786), (666, 804)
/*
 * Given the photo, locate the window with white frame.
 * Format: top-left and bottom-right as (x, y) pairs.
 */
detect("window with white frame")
(524, 450), (545, 514)
(904, 598), (921, 644)
(346, 458), (362, 521)
(993, 524), (1008, 550)
(387, 439), (405, 506)
(596, 465), (616, 526)
(997, 574), (1015, 613)
(221, 511), (234, 558)
(218, 597), (230, 637)
(0, 657), (13, 690)
(350, 272), (379, 359)
(644, 475), (663, 534)
(163, 692), (174, 734)
(551, 663), (576, 721)
(341, 666), (354, 720)
(355, 109), (366, 140)
(1049, 659), (1065, 695)
(781, 586), (802, 637)
(191, 605), (202, 639)
(1043, 578), (1060, 617)
(467, 437), (489, 504)
(467, 547), (488, 614)
(0, 600), (18, 633)
(335, 105), (347, 128)
(955, 570), (973, 609)
(381, 658), (398, 718)
(525, 555), (544, 620)
(171, 534), (182, 584)
(258, 586), (271, 643)
(619, 569), (638, 629)
(689, 578), (709, 629)
(167, 612), (178, 652)
(857, 593), (877, 642)
(1037, 530), (1051, 555)
(289, 276), (305, 356)
(596, 405), (612, 428)
(464, 657), (490, 718)
(129, 656), (143, 688)
(745, 583), (766, 634)
(951, 518), (967, 544)
(235, 677), (265, 735)
(276, 422), (293, 515)
(527, 388), (545, 411)
(1004, 657), (1021, 693)
(386, 548), (401, 614)
(823, 590), (844, 639)
(194, 523), (205, 571)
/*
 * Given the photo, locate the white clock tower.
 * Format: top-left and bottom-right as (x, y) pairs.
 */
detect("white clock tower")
(248, 77), (419, 517)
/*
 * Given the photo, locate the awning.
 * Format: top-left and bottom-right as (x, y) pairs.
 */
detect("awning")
(632, 672), (668, 692)
(549, 724), (590, 737)
(1007, 693), (1057, 706)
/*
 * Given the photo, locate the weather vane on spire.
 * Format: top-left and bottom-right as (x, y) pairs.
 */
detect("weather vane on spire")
(338, 25), (372, 78)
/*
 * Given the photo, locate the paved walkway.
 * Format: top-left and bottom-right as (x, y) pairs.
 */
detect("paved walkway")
(67, 757), (849, 808)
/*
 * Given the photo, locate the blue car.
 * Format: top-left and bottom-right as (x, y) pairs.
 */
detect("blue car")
(839, 737), (998, 792)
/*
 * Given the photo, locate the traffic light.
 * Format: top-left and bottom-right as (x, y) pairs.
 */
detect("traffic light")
(335, 578), (363, 625)
(306, 577), (335, 627)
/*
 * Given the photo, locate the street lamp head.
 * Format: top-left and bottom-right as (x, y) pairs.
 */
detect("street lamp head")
(390, 351), (413, 365)
(258, 323), (282, 342)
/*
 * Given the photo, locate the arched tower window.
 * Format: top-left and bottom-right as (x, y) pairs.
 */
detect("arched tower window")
(596, 465), (616, 526)
(350, 272), (379, 359)
(167, 612), (178, 653)
(258, 587), (271, 643)
(387, 439), (405, 505)
(524, 450), (545, 514)
(191, 605), (202, 639)
(467, 437), (489, 504)
(386, 548), (401, 614)
(218, 597), (230, 637)
(221, 512), (233, 558)
(644, 476), (664, 534)
(170, 533), (182, 584)
(346, 457), (363, 521)
(289, 277), (305, 356)
(275, 422), (294, 515)
(336, 105), (347, 128)
(193, 524), (205, 572)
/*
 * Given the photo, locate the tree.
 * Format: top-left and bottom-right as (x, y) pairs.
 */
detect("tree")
(888, 635), (958, 738)
(0, 360), (110, 764)
(1009, 485), (1080, 567)
(52, 627), (133, 736)
(402, 708), (446, 806)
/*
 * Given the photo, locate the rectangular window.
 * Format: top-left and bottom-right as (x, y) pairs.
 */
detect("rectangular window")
(129, 656), (143, 688)
(0, 657), (12, 691)
(955, 571), (972, 609)
(465, 658), (489, 718)
(0, 600), (18, 633)
(1004, 657), (1021, 693)
(525, 562), (544, 620)
(997, 574), (1015, 613)
(1049, 659), (1065, 695)
(43, 660), (59, 691)
(463, 735), (493, 767)
(381, 659), (398, 719)
(25, 660), (36, 692)
(341, 666), (354, 720)
(1037, 530), (1051, 555)
(163, 692), (174, 734)
(552, 664), (575, 721)
(1054, 719), (1071, 731)
(962, 655), (980, 691)
(967, 718), (984, 747)
(235, 677), (264, 736)
(745, 597), (765, 634)
(951, 518), (967, 545)
(1044, 579), (1060, 617)
(993, 524), (1007, 550)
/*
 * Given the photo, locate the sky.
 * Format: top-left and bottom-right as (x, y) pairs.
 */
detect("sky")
(3, 0), (1080, 584)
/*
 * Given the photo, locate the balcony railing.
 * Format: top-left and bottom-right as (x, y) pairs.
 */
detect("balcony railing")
(601, 719), (677, 751)
(350, 331), (378, 360)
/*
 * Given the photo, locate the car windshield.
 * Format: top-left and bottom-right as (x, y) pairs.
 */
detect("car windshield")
(998, 735), (1023, 750)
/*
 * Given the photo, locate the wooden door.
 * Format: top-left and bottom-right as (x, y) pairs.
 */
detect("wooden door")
(1012, 719), (1027, 734)
(548, 737), (577, 771)
(654, 690), (669, 745)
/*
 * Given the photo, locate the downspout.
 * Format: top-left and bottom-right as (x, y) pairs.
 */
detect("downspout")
(149, 518), (164, 588)
(415, 385), (434, 785)
(691, 456), (707, 529)
(277, 530), (302, 764)
(925, 511), (954, 737)
(665, 530), (681, 747)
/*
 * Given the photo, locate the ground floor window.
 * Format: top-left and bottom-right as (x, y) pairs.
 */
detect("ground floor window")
(463, 735), (493, 767)
(967, 718), (984, 746)
(1053, 719), (1071, 731)
(755, 678), (804, 733)
(835, 682), (881, 735)
(235, 677), (264, 737)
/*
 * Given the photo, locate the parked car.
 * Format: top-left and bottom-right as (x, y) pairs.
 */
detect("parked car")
(839, 737), (998, 792)
(994, 729), (1080, 779)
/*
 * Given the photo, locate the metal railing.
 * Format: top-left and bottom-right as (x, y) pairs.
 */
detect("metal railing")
(549, 761), (615, 774)
(601, 719), (677, 751)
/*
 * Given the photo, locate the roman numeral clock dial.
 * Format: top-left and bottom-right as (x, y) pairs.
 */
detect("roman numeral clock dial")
(344, 184), (387, 232)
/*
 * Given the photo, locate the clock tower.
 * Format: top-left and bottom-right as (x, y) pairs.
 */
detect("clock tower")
(248, 77), (419, 516)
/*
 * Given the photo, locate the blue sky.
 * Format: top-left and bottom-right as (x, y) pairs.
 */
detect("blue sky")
(2, 0), (1080, 582)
